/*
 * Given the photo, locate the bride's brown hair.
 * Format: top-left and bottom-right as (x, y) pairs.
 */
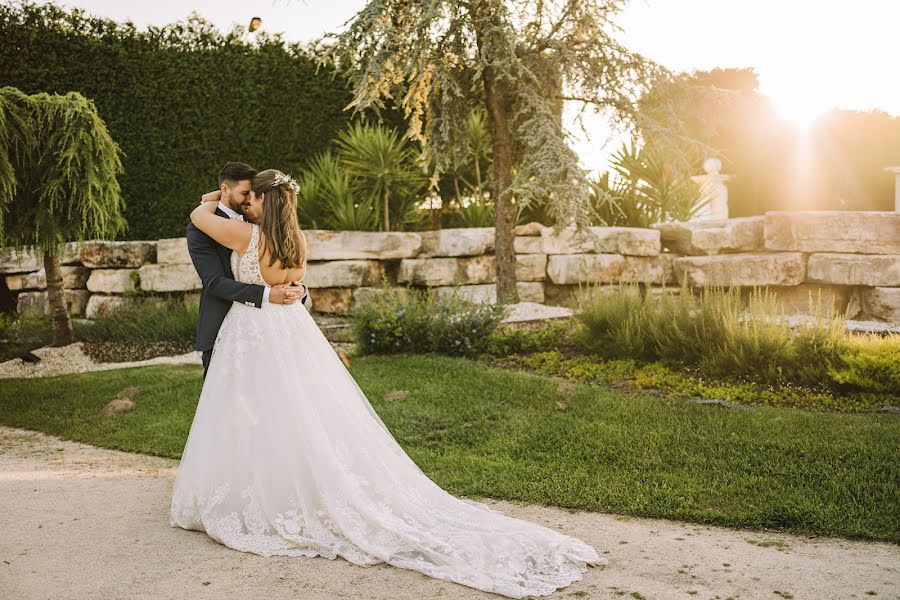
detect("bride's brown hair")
(251, 169), (306, 269)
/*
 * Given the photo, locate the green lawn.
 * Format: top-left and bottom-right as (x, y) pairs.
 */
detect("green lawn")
(1, 355), (897, 543)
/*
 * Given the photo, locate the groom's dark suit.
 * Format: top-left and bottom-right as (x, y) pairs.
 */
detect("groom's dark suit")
(186, 206), (307, 379)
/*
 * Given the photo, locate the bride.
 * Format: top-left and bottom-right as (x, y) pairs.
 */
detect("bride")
(170, 168), (604, 598)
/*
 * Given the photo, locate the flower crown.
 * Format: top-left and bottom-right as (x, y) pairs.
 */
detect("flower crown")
(272, 172), (300, 194)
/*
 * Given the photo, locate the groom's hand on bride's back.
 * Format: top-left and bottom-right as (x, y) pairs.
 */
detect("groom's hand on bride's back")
(270, 284), (301, 305)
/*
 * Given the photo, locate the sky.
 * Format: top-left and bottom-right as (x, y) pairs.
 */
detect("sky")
(35, 0), (898, 174)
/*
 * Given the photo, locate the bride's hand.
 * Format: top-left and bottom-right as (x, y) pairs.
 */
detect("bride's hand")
(200, 190), (222, 204)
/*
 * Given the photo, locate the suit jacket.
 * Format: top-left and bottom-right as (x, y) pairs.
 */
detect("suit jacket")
(186, 208), (310, 352)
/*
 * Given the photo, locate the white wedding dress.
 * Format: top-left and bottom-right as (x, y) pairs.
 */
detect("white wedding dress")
(170, 223), (604, 598)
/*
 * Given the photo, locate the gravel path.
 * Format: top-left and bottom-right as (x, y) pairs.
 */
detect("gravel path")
(1, 426), (897, 600)
(0, 342), (202, 379)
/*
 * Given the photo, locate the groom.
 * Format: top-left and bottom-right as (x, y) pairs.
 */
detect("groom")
(187, 162), (309, 378)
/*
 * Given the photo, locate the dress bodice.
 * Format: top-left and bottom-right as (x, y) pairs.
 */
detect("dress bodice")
(232, 223), (266, 286)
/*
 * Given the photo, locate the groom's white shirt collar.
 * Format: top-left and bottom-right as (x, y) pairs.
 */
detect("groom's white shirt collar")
(217, 201), (243, 221)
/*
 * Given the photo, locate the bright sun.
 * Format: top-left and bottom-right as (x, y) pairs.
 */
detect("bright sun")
(769, 93), (831, 130)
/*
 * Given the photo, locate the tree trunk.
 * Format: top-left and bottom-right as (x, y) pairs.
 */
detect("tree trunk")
(473, 3), (518, 304)
(44, 252), (73, 346)
(383, 189), (391, 231)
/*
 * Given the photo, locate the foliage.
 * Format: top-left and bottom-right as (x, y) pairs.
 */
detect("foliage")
(334, 121), (428, 231)
(75, 297), (197, 344)
(505, 350), (895, 413)
(297, 151), (376, 231)
(349, 281), (508, 357)
(571, 283), (897, 395)
(588, 139), (708, 227)
(0, 2), (405, 239)
(485, 319), (577, 356)
(830, 336), (900, 394)
(315, 0), (680, 241)
(0, 87), (125, 252)
(451, 199), (495, 228)
(0, 313), (52, 361)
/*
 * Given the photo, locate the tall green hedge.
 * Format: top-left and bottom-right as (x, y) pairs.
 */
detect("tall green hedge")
(0, 2), (404, 240)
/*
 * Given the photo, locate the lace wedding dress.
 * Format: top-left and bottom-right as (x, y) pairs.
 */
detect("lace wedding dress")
(170, 223), (604, 598)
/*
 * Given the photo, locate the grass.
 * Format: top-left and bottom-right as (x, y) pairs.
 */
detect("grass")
(1, 354), (897, 543)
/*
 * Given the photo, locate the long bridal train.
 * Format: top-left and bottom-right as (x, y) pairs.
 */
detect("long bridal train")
(170, 223), (605, 598)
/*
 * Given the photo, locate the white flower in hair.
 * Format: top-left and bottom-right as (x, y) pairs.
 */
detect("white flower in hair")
(273, 172), (300, 194)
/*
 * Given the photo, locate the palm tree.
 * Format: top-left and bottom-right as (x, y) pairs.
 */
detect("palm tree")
(0, 87), (125, 345)
(334, 121), (427, 232)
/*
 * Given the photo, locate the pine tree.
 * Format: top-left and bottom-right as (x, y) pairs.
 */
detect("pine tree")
(0, 87), (125, 345)
(313, 0), (663, 302)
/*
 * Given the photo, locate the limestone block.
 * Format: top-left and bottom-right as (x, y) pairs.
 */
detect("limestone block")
(61, 242), (83, 265)
(17, 290), (90, 317)
(0, 246), (41, 273)
(541, 226), (661, 256)
(66, 290), (90, 317)
(6, 266), (90, 291)
(304, 260), (385, 288)
(513, 236), (544, 254)
(513, 222), (543, 236)
(398, 256), (495, 286)
(807, 254), (900, 286)
(433, 284), (497, 304)
(421, 227), (495, 257)
(305, 230), (422, 260)
(862, 287), (900, 322)
(543, 283), (580, 307)
(765, 211), (900, 254)
(352, 286), (412, 305)
(765, 284), (853, 316)
(653, 217), (764, 256)
(80, 241), (156, 268)
(138, 264), (202, 292)
(619, 255), (676, 285)
(580, 285), (681, 301)
(515, 254), (547, 281)
(157, 238), (192, 265)
(87, 269), (139, 293)
(85, 295), (129, 319)
(432, 282), (546, 304)
(460, 255), (496, 284)
(308, 288), (353, 314)
(516, 281), (545, 303)
(546, 254), (626, 285)
(673, 252), (806, 287)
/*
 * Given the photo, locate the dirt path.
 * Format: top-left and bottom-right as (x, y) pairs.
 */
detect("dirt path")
(1, 425), (897, 600)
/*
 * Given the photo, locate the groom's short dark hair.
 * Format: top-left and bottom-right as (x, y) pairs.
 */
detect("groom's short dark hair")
(218, 162), (257, 186)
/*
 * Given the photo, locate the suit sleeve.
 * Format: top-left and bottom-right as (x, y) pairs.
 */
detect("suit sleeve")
(186, 223), (265, 308)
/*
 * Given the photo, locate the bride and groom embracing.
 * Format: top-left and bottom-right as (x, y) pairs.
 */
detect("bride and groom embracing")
(170, 162), (604, 598)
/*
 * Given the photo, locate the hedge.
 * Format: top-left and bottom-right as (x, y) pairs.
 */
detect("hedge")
(0, 2), (406, 240)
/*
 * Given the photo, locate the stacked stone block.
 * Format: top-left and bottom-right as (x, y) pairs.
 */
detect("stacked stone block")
(2, 211), (898, 321)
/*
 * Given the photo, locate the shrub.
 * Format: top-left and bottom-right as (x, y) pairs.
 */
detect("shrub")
(570, 283), (892, 392)
(830, 335), (900, 394)
(349, 284), (508, 357)
(75, 297), (197, 343)
(0, 3), (406, 239)
(485, 319), (576, 356)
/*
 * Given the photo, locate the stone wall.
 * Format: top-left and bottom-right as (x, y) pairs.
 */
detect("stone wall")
(2, 211), (898, 323)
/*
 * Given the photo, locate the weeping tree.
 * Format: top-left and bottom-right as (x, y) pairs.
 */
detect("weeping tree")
(313, 0), (665, 302)
(0, 87), (125, 346)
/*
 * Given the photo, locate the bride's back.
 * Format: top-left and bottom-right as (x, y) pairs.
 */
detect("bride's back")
(257, 229), (305, 285)
(248, 169), (307, 286)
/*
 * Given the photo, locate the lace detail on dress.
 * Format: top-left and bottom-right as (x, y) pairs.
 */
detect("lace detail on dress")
(234, 223), (266, 286)
(170, 219), (605, 598)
